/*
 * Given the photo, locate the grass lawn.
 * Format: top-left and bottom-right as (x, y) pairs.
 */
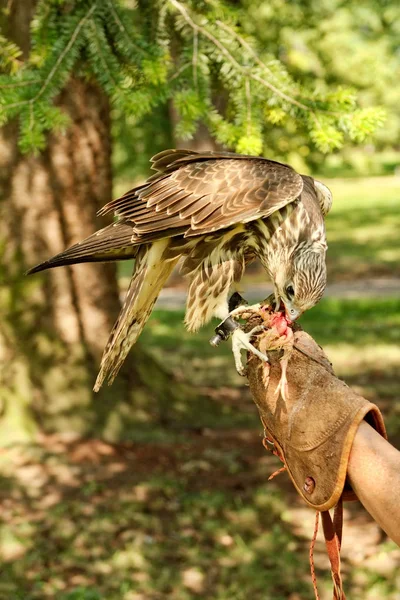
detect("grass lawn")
(324, 176), (400, 280)
(1, 297), (399, 600)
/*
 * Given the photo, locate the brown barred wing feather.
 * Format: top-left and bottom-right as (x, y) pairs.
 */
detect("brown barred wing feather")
(93, 239), (180, 391)
(98, 150), (303, 244)
(26, 222), (137, 274)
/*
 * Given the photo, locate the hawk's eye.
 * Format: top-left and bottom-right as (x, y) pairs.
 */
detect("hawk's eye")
(286, 285), (295, 299)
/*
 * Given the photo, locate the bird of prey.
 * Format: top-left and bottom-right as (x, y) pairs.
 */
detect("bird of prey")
(27, 149), (332, 391)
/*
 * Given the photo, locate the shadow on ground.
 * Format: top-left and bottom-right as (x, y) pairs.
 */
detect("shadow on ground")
(1, 431), (399, 600)
(0, 434), (315, 600)
(1, 296), (400, 599)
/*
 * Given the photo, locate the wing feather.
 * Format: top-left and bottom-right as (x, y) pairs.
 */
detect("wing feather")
(98, 149), (304, 243)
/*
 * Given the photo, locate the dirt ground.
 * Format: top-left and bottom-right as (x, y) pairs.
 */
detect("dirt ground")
(1, 402), (399, 599)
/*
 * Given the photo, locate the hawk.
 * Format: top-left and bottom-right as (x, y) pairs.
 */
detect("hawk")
(28, 149), (332, 391)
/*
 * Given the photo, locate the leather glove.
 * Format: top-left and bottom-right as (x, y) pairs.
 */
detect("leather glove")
(247, 329), (387, 511)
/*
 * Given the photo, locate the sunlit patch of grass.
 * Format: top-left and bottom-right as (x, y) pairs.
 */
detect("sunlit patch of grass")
(325, 176), (400, 279)
(300, 297), (400, 347)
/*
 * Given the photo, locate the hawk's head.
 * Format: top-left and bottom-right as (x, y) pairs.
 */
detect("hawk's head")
(273, 241), (327, 322)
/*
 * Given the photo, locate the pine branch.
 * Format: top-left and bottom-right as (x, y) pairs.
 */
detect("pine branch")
(192, 28), (198, 91)
(0, 79), (43, 89)
(87, 19), (120, 91)
(169, 62), (191, 81)
(169, 0), (312, 113)
(1, 0), (387, 155)
(5, 3), (96, 112)
(216, 19), (314, 113)
(245, 77), (251, 136)
(34, 4), (95, 103)
(104, 0), (150, 57)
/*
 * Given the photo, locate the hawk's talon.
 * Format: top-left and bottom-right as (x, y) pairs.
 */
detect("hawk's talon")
(228, 303), (265, 330)
(228, 292), (248, 312)
(232, 325), (269, 376)
(274, 358), (289, 402)
(229, 303), (262, 320)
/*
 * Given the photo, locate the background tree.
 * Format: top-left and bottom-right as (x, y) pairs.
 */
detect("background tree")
(0, 0), (389, 442)
(0, 0), (180, 442)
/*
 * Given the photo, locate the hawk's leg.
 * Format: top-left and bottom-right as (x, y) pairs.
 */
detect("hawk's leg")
(210, 297), (270, 376)
(231, 325), (269, 376)
(274, 357), (289, 402)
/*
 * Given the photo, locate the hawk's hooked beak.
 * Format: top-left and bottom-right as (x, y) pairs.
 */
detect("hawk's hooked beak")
(272, 289), (301, 321)
(283, 302), (301, 322)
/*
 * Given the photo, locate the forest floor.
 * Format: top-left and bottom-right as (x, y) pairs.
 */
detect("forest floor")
(1, 176), (399, 600)
(1, 297), (400, 600)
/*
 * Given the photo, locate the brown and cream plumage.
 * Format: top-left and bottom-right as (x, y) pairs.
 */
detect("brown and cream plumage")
(27, 149), (332, 390)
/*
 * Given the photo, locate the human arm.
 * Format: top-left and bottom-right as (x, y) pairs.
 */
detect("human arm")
(348, 420), (400, 545)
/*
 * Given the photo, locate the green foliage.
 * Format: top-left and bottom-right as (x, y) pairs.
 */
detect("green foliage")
(60, 589), (102, 600)
(341, 107), (387, 143)
(310, 122), (344, 154)
(240, 0), (400, 170)
(0, 0), (388, 155)
(0, 34), (22, 73)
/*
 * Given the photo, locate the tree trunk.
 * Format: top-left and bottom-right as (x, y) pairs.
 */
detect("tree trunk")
(0, 1), (181, 443)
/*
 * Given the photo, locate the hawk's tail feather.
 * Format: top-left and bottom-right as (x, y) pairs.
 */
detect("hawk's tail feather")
(26, 223), (136, 275)
(93, 239), (178, 392)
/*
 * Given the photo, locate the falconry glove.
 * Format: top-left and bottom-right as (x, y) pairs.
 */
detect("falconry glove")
(246, 329), (386, 599)
(247, 329), (386, 510)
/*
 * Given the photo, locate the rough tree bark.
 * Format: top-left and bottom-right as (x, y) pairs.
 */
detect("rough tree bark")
(0, 0), (179, 443)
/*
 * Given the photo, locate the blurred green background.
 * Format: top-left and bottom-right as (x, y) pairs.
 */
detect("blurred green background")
(1, 1), (400, 599)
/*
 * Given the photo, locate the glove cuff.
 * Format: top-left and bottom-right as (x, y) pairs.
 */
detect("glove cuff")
(261, 402), (386, 510)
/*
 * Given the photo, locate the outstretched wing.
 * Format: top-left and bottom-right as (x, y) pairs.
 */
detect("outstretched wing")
(99, 149), (304, 241)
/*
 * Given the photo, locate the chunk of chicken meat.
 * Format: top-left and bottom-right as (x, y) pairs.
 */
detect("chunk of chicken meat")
(229, 302), (294, 402)
(256, 307), (294, 402)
